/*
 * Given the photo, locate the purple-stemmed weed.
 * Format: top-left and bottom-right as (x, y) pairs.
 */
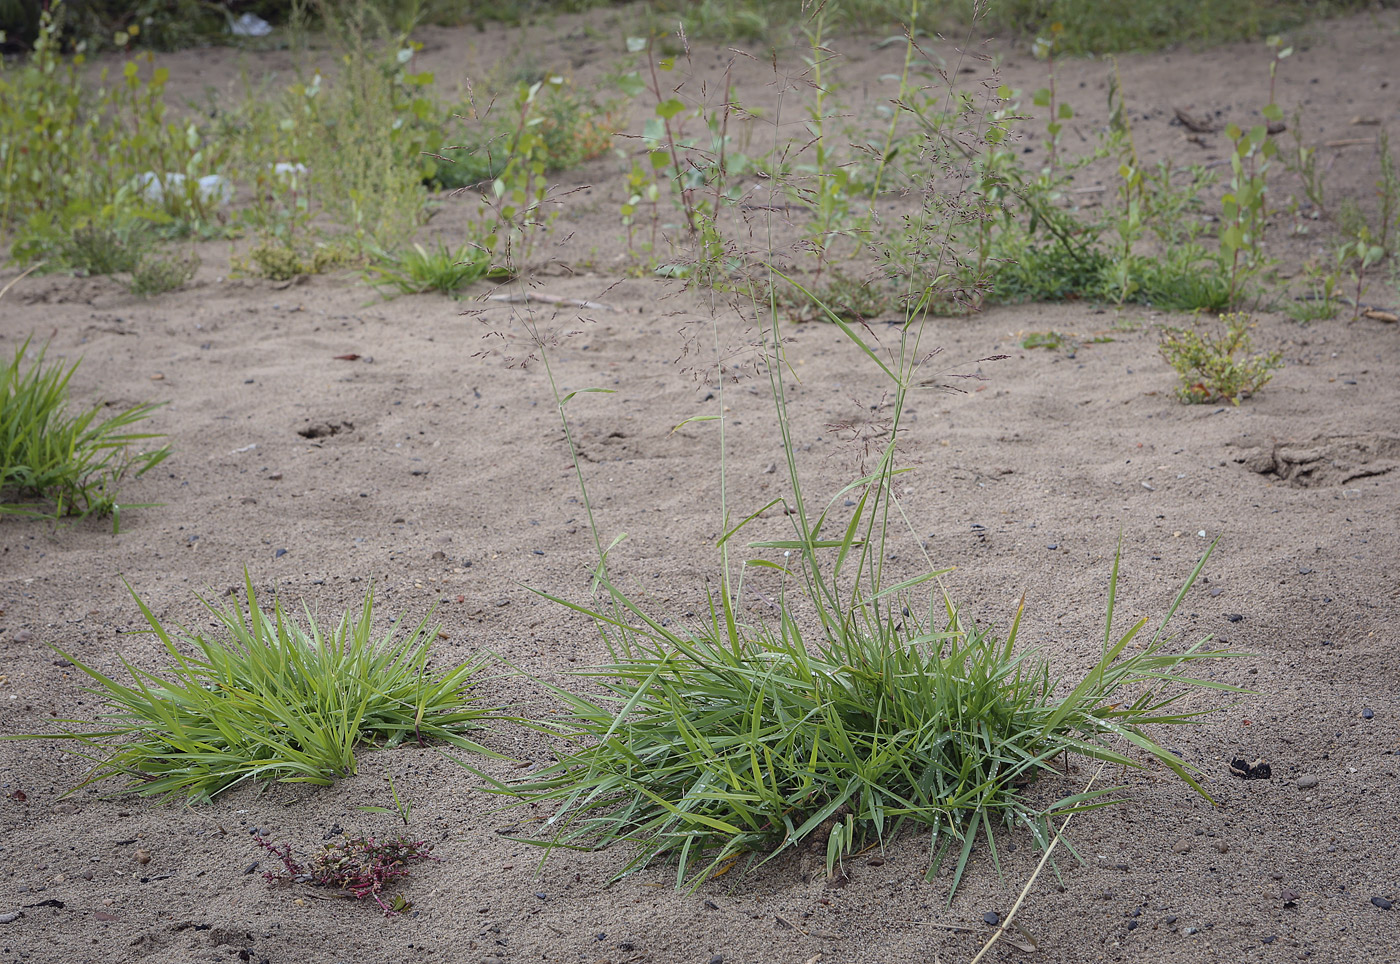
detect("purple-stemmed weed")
(255, 834), (438, 915)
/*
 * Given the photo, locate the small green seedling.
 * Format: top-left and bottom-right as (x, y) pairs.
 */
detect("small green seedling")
(359, 773), (413, 825)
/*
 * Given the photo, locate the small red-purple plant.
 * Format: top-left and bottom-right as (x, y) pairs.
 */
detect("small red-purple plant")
(254, 833), (438, 915)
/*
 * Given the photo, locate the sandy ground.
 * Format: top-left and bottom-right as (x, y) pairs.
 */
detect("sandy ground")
(2, 6), (1399, 963)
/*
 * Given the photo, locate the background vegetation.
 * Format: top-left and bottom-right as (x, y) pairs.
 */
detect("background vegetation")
(3, 0), (1395, 52)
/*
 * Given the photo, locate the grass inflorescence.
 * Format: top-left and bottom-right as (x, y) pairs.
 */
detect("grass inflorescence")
(28, 576), (494, 802)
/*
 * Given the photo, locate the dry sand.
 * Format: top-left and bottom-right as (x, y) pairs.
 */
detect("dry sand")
(2, 6), (1398, 962)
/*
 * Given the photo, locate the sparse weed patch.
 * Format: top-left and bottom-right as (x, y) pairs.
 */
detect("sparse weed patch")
(22, 577), (494, 802)
(0, 338), (168, 529)
(256, 833), (437, 915)
(246, 240), (355, 281)
(1159, 311), (1283, 404)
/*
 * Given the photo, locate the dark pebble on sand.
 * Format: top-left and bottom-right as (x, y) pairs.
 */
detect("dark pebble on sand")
(983, 911), (999, 926)
(709, 956), (724, 964)
(1126, 920), (1138, 931)
(534, 891), (547, 900)
(1362, 708), (1374, 719)
(1372, 897), (1393, 910)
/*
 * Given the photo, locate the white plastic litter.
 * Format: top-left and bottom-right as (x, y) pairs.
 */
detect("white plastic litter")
(229, 13), (272, 37)
(136, 172), (235, 207)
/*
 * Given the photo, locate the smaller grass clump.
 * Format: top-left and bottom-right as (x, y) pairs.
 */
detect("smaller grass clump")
(1159, 311), (1283, 405)
(29, 577), (494, 802)
(127, 252), (200, 297)
(368, 241), (503, 297)
(57, 219), (152, 277)
(1, 338), (168, 530)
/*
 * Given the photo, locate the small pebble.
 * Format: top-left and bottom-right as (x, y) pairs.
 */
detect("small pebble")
(135, 849), (151, 865)
(1297, 775), (1319, 790)
(0, 912), (21, 924)
(1172, 839), (1192, 854)
(983, 911), (999, 926)
(709, 955), (724, 964)
(1361, 708), (1374, 720)
(1212, 840), (1229, 854)
(1372, 896), (1393, 910)
(534, 891), (547, 900)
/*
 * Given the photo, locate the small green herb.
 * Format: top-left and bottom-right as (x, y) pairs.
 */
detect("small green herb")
(1159, 312), (1283, 405)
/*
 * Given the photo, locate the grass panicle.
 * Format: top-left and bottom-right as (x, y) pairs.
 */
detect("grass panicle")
(1, 337), (169, 530)
(21, 575), (494, 802)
